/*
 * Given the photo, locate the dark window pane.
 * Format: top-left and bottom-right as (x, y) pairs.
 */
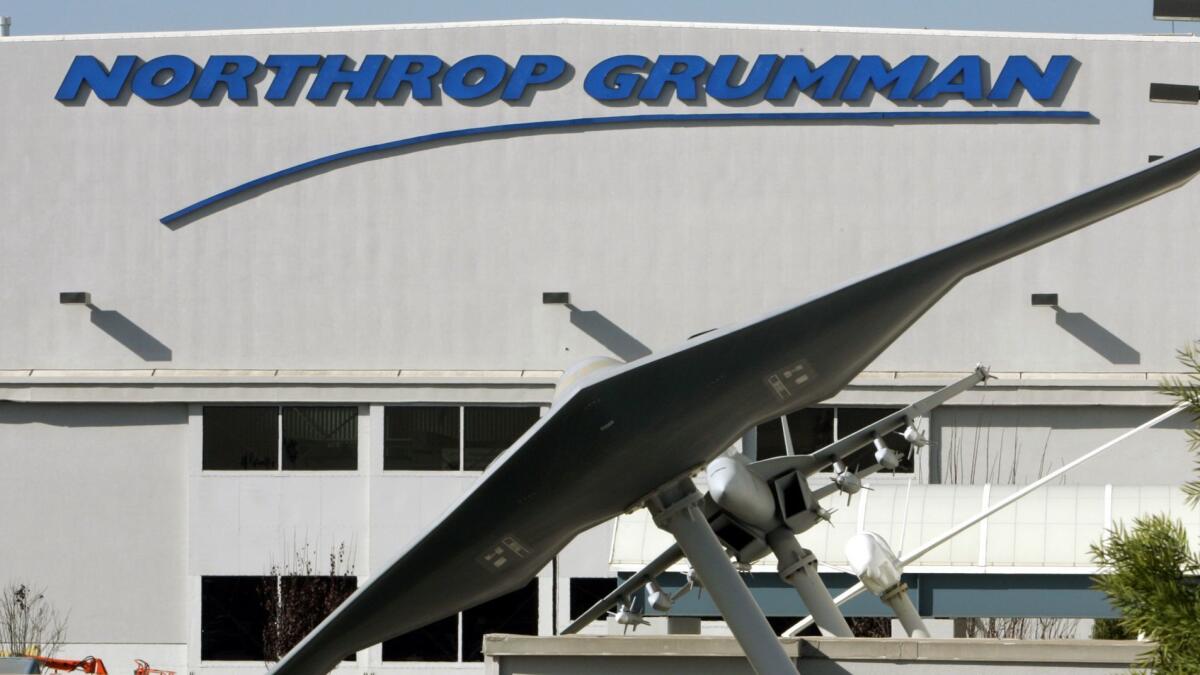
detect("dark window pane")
(787, 408), (835, 455)
(769, 616), (821, 636)
(463, 407), (540, 471)
(381, 614), (458, 662)
(754, 417), (786, 460)
(754, 409), (834, 460)
(201, 576), (272, 661)
(836, 407), (913, 473)
(569, 577), (618, 620)
(203, 407), (278, 470)
(267, 577), (358, 662)
(462, 579), (538, 661)
(282, 406), (358, 470)
(384, 406), (460, 470)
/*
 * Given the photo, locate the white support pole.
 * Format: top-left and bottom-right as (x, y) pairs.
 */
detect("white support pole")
(767, 529), (853, 637)
(782, 404), (1187, 637)
(882, 583), (929, 638)
(780, 415), (796, 456)
(649, 480), (798, 675)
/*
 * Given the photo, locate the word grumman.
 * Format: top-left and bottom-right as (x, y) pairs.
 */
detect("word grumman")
(55, 53), (1072, 104)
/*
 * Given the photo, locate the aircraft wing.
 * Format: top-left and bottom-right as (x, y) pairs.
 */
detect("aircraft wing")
(270, 146), (1200, 675)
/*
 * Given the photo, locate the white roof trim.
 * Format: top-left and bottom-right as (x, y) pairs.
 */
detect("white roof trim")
(0, 17), (1197, 44)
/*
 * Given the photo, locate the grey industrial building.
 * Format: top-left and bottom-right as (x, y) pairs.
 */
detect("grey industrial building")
(1, 17), (1199, 675)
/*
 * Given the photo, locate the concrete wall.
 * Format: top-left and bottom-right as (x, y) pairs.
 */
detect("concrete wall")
(1, 19), (1199, 675)
(0, 403), (188, 666)
(0, 20), (1197, 374)
(483, 635), (1152, 675)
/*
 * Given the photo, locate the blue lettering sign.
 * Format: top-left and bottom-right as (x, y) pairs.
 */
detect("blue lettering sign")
(376, 55), (444, 101)
(192, 55), (258, 101)
(55, 55), (138, 101)
(130, 55), (196, 100)
(443, 55), (508, 100)
(707, 55), (777, 100)
(842, 55), (929, 101)
(989, 55), (1073, 101)
(584, 55), (650, 100)
(502, 55), (567, 100)
(264, 54), (322, 101)
(308, 54), (387, 101)
(764, 55), (853, 101)
(640, 55), (708, 101)
(53, 52), (1076, 106)
(915, 55), (983, 101)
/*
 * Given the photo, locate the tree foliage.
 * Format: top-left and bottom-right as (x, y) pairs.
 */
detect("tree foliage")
(1090, 516), (1200, 671)
(259, 541), (356, 664)
(1091, 341), (1200, 673)
(1160, 342), (1200, 507)
(1091, 617), (1136, 640)
(0, 582), (68, 660)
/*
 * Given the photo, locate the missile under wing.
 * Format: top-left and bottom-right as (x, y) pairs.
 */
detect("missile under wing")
(269, 146), (1200, 675)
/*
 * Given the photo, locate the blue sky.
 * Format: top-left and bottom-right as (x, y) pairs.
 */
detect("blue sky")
(0, 0), (1185, 37)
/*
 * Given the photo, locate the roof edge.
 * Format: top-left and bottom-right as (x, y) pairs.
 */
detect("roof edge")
(0, 17), (1197, 44)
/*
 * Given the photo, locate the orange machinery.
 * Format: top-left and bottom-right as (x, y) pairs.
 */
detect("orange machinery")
(31, 657), (174, 675)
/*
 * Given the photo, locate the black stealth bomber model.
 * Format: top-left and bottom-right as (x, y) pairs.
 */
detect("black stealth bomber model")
(269, 147), (1200, 675)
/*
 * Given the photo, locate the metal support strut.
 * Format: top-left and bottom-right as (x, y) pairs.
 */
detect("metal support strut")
(647, 479), (799, 675)
(880, 583), (929, 638)
(765, 529), (853, 637)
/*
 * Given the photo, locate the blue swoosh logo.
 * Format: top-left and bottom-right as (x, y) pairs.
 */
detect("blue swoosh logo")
(161, 109), (1093, 225)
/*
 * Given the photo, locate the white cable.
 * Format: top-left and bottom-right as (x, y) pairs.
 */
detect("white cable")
(782, 403), (1187, 637)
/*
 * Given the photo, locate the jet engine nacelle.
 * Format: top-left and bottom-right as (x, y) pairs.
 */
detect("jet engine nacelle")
(845, 531), (904, 596)
(707, 455), (777, 529)
(553, 356), (624, 405)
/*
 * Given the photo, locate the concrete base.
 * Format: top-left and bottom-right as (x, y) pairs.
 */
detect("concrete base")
(483, 635), (1151, 675)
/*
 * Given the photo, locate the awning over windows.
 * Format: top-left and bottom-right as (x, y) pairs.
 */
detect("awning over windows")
(611, 483), (1200, 574)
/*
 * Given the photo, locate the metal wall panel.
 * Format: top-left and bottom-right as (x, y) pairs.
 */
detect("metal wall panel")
(0, 21), (1198, 373)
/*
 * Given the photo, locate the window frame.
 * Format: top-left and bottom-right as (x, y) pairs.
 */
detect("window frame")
(200, 574), (360, 664)
(383, 403), (545, 474)
(755, 405), (918, 477)
(201, 404), (363, 474)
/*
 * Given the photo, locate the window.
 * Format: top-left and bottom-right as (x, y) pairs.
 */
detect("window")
(755, 407), (912, 473)
(381, 614), (458, 662)
(201, 576), (271, 661)
(281, 407), (357, 470)
(384, 406), (459, 470)
(381, 579), (537, 663)
(385, 405), (541, 471)
(756, 409), (834, 460)
(203, 407), (277, 470)
(464, 407), (541, 470)
(203, 406), (358, 471)
(201, 575), (357, 662)
(271, 576), (357, 662)
(570, 577), (618, 620)
(462, 580), (538, 661)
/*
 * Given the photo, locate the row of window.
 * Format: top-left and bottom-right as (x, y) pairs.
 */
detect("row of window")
(201, 405), (542, 472)
(201, 404), (913, 473)
(200, 574), (819, 663)
(200, 576), (538, 663)
(755, 406), (915, 473)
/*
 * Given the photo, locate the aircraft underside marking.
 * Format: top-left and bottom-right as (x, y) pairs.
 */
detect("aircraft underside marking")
(767, 360), (813, 400)
(478, 534), (533, 572)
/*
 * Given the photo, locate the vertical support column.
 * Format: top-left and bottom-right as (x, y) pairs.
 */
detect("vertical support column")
(185, 404), (203, 673)
(647, 480), (798, 675)
(766, 530), (853, 637)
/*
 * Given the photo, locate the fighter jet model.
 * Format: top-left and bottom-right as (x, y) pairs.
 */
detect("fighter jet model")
(269, 146), (1200, 675)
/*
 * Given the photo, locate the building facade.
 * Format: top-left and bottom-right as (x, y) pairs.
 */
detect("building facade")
(2, 17), (1199, 674)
